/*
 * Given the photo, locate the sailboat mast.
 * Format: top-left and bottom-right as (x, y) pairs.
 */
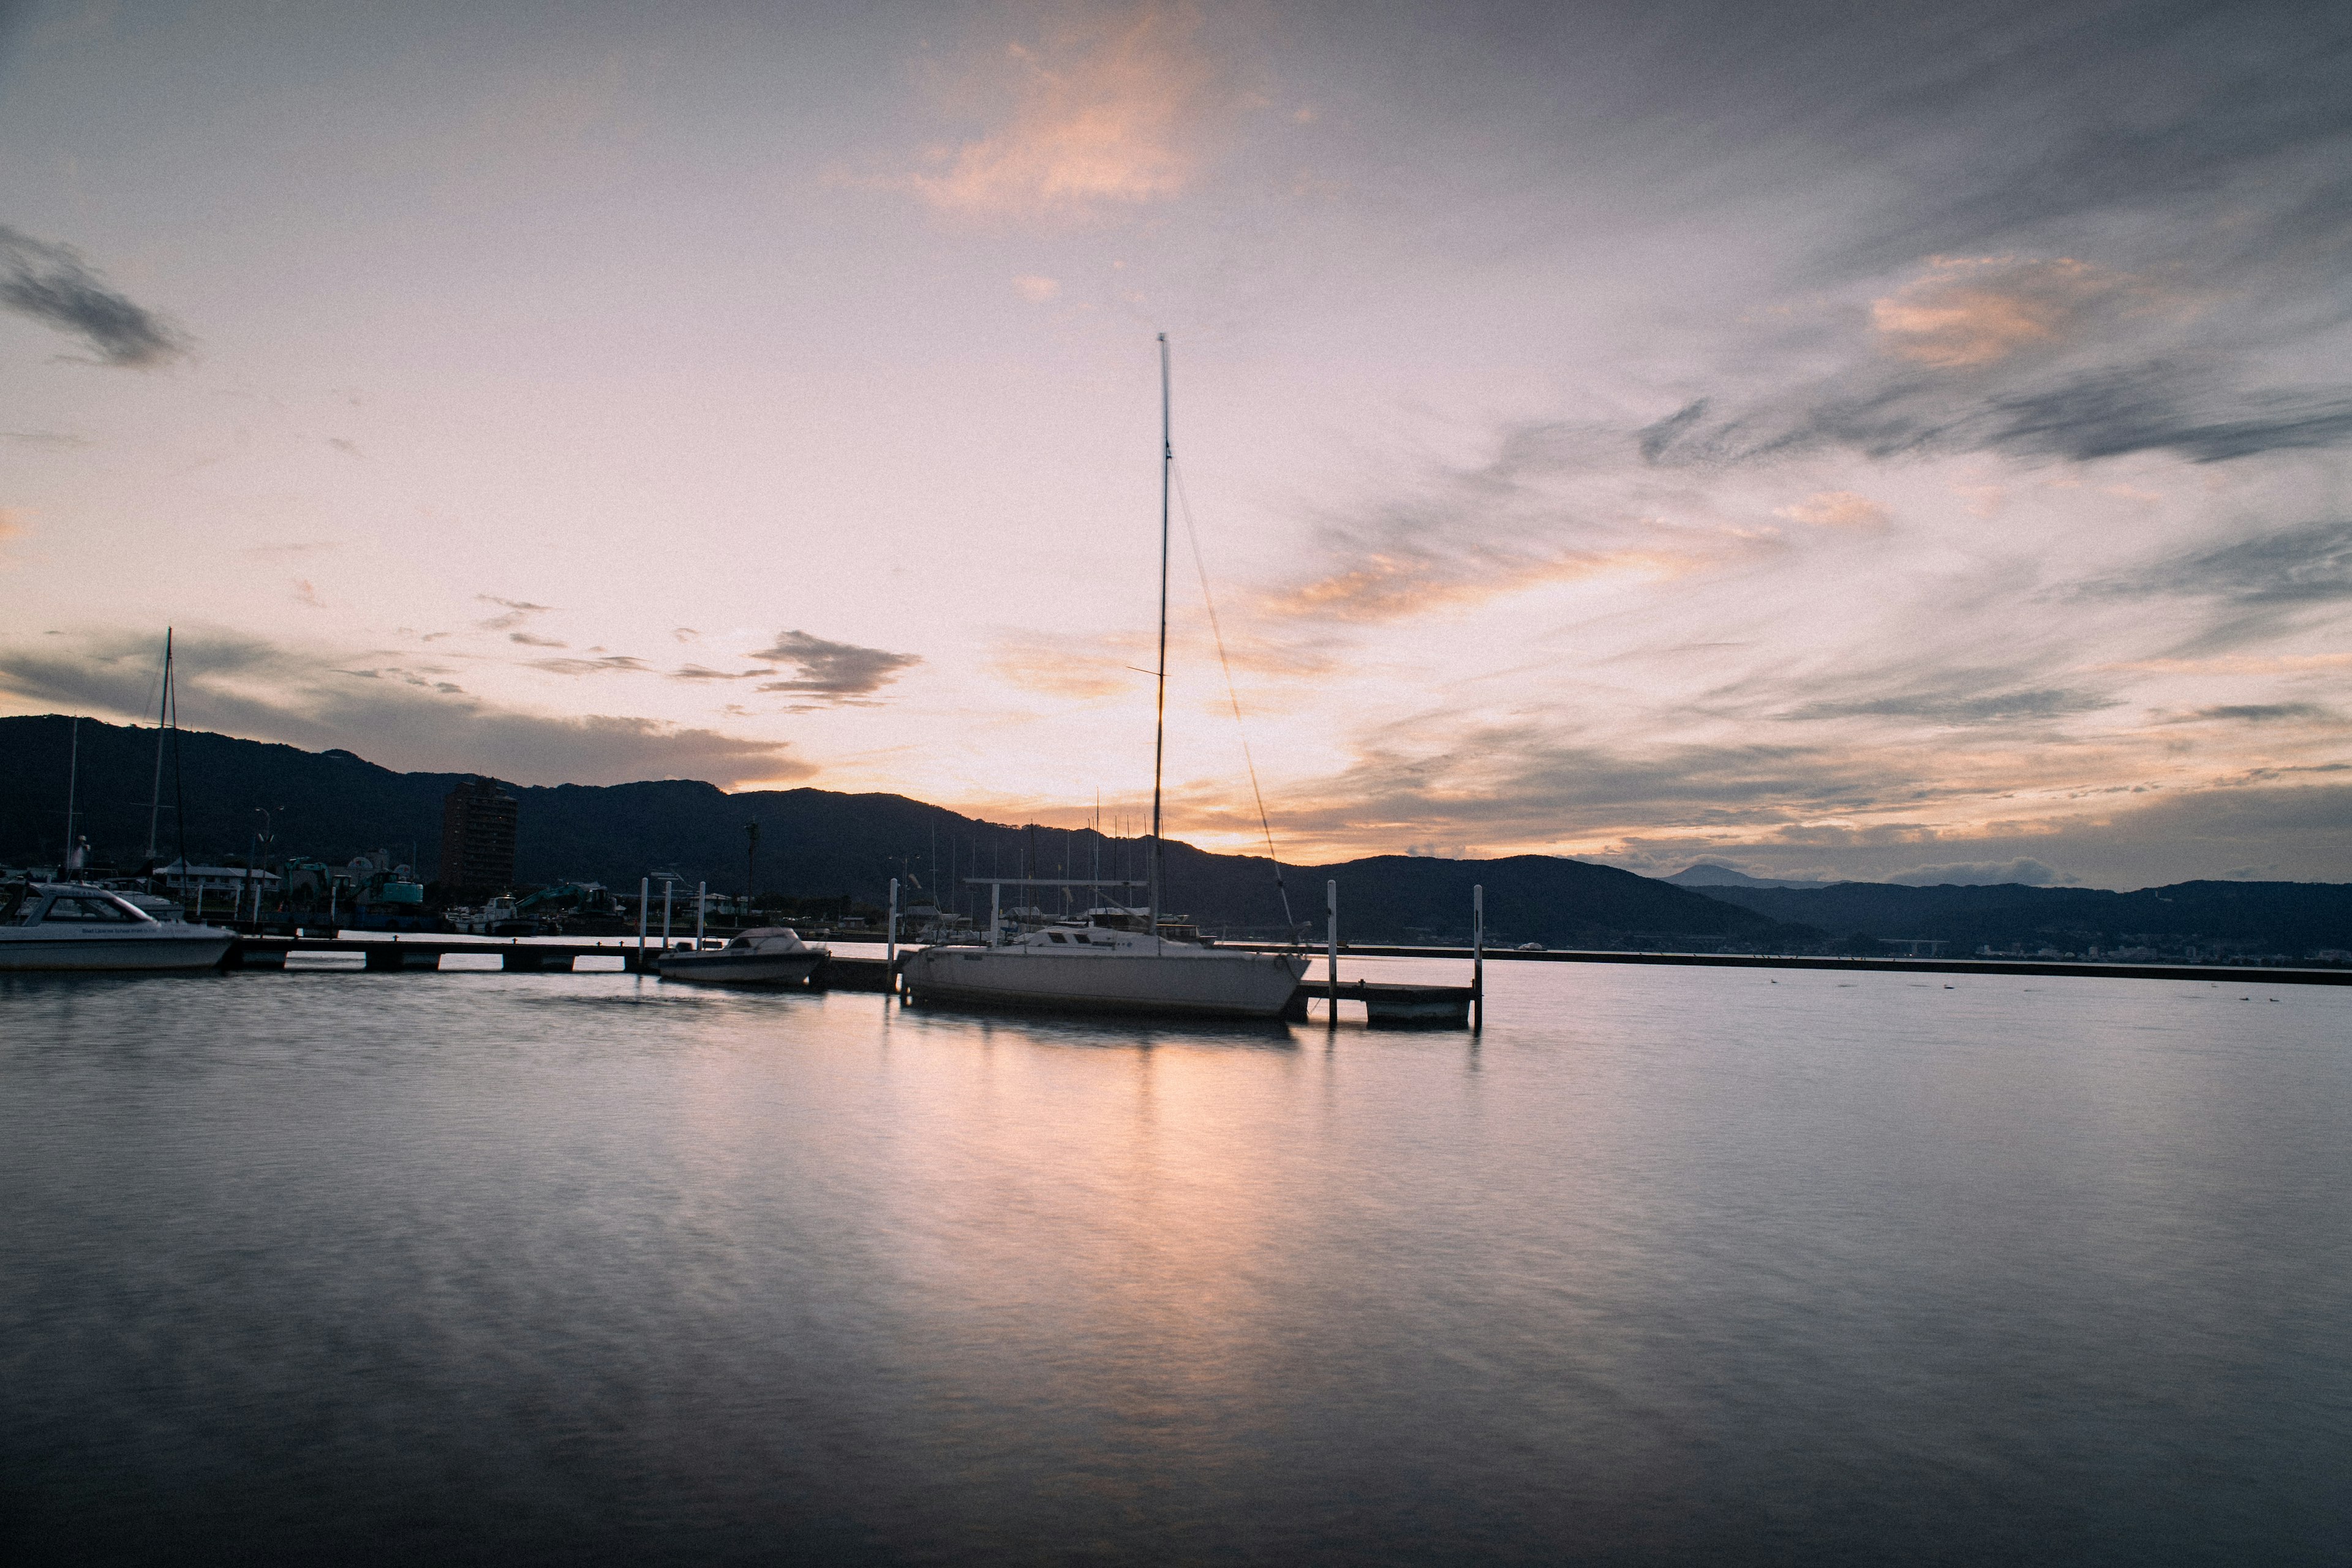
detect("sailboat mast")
(1150, 333), (1171, 944)
(64, 714), (81, 871)
(147, 628), (172, 862)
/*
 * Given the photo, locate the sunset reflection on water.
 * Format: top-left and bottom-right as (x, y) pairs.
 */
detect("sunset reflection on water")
(4, 963), (2348, 1563)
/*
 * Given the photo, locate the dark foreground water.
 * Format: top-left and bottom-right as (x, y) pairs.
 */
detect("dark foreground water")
(4, 960), (2348, 1565)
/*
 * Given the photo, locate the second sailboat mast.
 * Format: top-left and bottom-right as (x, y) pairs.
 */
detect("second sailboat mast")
(1150, 333), (1171, 943)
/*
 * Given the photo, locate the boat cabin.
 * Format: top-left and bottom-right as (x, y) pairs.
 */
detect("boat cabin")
(2, 883), (165, 927)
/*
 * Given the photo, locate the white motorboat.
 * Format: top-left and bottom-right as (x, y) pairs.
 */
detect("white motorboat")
(899, 336), (1307, 1020)
(657, 927), (827, 986)
(0, 883), (235, 971)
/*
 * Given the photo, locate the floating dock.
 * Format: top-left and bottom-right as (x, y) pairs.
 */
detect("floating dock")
(222, 937), (903, 990)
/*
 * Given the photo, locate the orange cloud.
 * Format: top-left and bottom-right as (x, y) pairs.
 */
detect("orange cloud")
(1773, 491), (1889, 530)
(1264, 546), (1698, 624)
(1871, 256), (2146, 369)
(903, 5), (1221, 216)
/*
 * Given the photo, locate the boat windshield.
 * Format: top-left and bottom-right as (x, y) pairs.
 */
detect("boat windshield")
(36, 891), (156, 924)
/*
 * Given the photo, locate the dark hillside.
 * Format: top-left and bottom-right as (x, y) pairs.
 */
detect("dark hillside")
(0, 715), (1807, 946)
(1689, 879), (2352, 959)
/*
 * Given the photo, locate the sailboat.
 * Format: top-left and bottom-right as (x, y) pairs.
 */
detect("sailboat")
(899, 337), (1307, 1020)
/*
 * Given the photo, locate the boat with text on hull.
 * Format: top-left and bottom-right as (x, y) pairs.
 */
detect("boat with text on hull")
(897, 334), (1306, 1021)
(657, 927), (827, 986)
(0, 882), (234, 971)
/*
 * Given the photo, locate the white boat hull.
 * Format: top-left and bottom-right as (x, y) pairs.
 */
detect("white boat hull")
(901, 944), (1305, 1019)
(0, 929), (235, 972)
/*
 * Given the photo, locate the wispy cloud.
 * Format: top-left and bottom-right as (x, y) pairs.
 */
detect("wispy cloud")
(529, 655), (649, 676)
(475, 595), (554, 631)
(889, 4), (1232, 218)
(0, 227), (189, 367)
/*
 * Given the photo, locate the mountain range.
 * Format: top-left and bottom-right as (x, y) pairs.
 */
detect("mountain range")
(7, 715), (2345, 959)
(0, 716), (1791, 949)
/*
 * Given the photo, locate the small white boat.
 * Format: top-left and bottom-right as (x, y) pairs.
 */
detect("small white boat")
(657, 927), (827, 986)
(902, 922), (1304, 1018)
(0, 882), (235, 971)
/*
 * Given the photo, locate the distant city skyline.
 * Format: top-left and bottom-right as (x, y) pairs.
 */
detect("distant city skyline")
(2, 1), (2346, 890)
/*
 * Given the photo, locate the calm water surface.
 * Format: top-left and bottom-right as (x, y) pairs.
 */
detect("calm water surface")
(4, 961), (2347, 1564)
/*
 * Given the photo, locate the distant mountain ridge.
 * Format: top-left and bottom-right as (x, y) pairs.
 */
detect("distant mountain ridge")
(0, 716), (1796, 948)
(1663, 863), (1830, 891)
(1681, 878), (2352, 961)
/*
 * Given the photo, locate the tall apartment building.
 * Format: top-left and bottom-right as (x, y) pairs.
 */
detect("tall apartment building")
(438, 776), (518, 893)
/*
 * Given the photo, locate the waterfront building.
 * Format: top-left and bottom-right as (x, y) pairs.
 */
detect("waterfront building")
(438, 777), (518, 894)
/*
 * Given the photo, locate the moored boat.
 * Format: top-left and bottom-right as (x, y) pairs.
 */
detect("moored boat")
(0, 882), (235, 971)
(896, 336), (1306, 1020)
(657, 926), (827, 986)
(902, 921), (1302, 1017)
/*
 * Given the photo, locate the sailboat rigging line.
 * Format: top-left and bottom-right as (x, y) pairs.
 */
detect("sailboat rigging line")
(1169, 458), (1297, 932)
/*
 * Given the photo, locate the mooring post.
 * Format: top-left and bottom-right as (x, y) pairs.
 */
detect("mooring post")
(1326, 878), (1339, 1026)
(637, 876), (648, 971)
(1472, 883), (1485, 1031)
(661, 878), (674, 956)
(696, 881), (706, 949)
(887, 876), (900, 990)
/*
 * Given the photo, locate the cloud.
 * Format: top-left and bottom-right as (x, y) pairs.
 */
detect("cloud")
(0, 227), (189, 367)
(1773, 491), (1889, 530)
(475, 595), (554, 631)
(529, 655), (650, 676)
(1013, 274), (1061, 302)
(1262, 420), (1727, 624)
(747, 630), (921, 703)
(1869, 257), (2150, 370)
(0, 628), (808, 788)
(668, 663), (766, 682)
(1638, 365), (2352, 472)
(2091, 520), (2352, 607)
(893, 4), (1229, 217)
(508, 631), (567, 647)
(1784, 682), (2117, 728)
(2079, 520), (2352, 651)
(3, 429), (88, 448)
(2176, 703), (2334, 724)
(292, 579), (323, 608)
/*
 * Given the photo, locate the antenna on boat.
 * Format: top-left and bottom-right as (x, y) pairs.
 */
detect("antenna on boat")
(1151, 331), (1171, 948)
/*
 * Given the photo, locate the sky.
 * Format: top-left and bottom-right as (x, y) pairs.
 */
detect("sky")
(1, 0), (2347, 889)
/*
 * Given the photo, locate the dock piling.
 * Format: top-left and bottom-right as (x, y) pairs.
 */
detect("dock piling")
(1326, 880), (1339, 1027)
(1472, 884), (1485, 1031)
